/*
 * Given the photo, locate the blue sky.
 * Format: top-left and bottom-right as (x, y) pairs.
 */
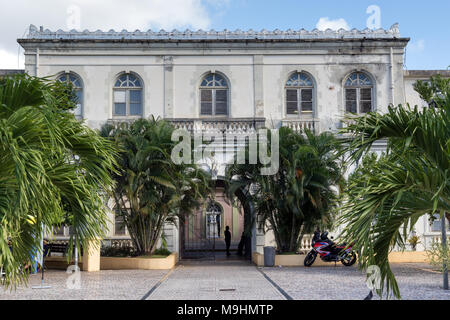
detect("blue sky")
(0, 0), (448, 70)
(201, 0), (449, 70)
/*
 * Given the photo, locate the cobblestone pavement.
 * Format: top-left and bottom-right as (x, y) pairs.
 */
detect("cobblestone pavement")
(1, 262), (449, 300)
(261, 263), (450, 300)
(147, 260), (285, 300)
(0, 269), (169, 300)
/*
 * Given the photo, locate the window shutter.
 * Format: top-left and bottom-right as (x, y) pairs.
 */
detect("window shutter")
(345, 89), (357, 113)
(129, 90), (142, 115)
(215, 89), (228, 115)
(301, 89), (313, 112)
(200, 89), (213, 115)
(286, 89), (298, 114)
(360, 88), (372, 113)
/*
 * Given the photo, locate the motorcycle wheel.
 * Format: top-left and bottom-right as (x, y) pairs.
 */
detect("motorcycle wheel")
(304, 251), (317, 267)
(341, 251), (357, 266)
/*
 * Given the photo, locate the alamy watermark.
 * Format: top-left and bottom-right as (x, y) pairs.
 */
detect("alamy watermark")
(366, 265), (382, 291)
(366, 5), (381, 30)
(67, 4), (81, 31)
(171, 128), (279, 176)
(66, 265), (81, 289)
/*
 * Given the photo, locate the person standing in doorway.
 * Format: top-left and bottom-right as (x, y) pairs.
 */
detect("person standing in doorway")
(224, 226), (231, 256)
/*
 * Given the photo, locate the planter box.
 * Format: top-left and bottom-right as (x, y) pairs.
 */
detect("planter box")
(100, 253), (178, 270)
(253, 251), (431, 267)
(44, 256), (83, 270)
(388, 251), (429, 263)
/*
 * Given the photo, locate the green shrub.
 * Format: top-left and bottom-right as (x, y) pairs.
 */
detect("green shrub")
(427, 242), (450, 272)
(153, 247), (171, 256)
(101, 245), (137, 257)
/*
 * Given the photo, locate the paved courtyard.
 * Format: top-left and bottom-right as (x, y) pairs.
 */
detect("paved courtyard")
(1, 261), (449, 300)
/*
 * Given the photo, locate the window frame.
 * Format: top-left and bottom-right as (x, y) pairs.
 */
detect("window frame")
(344, 72), (375, 114)
(113, 73), (143, 118)
(285, 72), (315, 117)
(199, 73), (229, 117)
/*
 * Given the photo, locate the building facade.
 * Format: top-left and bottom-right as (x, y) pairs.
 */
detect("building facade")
(17, 24), (449, 256)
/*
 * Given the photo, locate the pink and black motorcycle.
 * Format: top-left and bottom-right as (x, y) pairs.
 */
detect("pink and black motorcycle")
(303, 231), (357, 267)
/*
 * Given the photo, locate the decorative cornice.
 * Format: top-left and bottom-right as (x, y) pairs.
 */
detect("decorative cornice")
(25, 24), (402, 41)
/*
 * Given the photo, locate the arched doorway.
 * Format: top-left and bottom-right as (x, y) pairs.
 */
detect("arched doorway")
(180, 179), (253, 260)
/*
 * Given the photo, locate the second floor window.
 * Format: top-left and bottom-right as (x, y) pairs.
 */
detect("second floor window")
(113, 73), (143, 117)
(345, 72), (374, 114)
(200, 73), (229, 116)
(57, 72), (83, 119)
(285, 72), (314, 116)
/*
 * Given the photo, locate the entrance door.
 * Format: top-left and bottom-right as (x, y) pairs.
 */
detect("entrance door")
(180, 192), (245, 259)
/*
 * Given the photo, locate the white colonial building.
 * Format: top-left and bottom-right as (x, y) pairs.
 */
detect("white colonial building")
(16, 24), (449, 257)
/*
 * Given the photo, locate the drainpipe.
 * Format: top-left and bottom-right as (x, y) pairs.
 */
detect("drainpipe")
(442, 214), (449, 290)
(35, 47), (40, 77)
(389, 47), (395, 106)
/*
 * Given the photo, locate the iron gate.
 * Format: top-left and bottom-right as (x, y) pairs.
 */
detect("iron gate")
(180, 203), (222, 259)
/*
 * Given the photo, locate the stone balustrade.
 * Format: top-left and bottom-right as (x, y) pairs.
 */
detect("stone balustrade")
(169, 117), (266, 135)
(281, 118), (320, 133)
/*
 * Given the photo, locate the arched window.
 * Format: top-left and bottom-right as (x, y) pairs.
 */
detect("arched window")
(57, 72), (83, 119)
(206, 202), (223, 239)
(285, 72), (314, 115)
(344, 72), (374, 114)
(113, 73), (143, 117)
(200, 73), (228, 116)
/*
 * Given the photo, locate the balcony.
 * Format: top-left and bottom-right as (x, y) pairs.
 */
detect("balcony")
(281, 118), (320, 133)
(168, 117), (266, 135)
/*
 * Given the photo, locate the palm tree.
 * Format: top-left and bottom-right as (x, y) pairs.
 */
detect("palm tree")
(0, 75), (118, 287)
(339, 75), (450, 298)
(100, 118), (210, 255)
(226, 127), (344, 253)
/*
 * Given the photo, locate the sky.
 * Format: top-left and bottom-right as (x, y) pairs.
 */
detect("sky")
(0, 0), (448, 70)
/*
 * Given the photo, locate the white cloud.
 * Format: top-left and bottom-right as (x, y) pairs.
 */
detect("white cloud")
(316, 17), (350, 31)
(0, 0), (227, 69)
(0, 49), (24, 69)
(408, 39), (425, 53)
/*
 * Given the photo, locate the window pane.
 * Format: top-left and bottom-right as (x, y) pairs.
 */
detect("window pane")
(361, 88), (372, 100)
(215, 90), (227, 102)
(301, 102), (313, 112)
(301, 89), (313, 102)
(215, 102), (227, 115)
(286, 89), (298, 115)
(286, 89), (298, 102)
(130, 90), (142, 103)
(130, 103), (142, 115)
(215, 90), (228, 115)
(287, 102), (298, 115)
(115, 215), (126, 235)
(201, 89), (212, 102)
(114, 90), (126, 103)
(345, 88), (357, 101)
(299, 73), (313, 87)
(114, 103), (126, 116)
(346, 101), (357, 113)
(360, 101), (372, 113)
(345, 89), (357, 113)
(201, 102), (213, 115)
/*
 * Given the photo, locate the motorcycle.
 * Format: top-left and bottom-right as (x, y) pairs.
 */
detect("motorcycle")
(304, 231), (357, 267)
